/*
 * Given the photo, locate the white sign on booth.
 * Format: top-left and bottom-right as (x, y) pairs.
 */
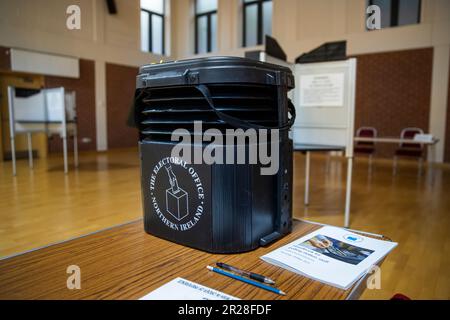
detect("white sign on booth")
(299, 73), (345, 107)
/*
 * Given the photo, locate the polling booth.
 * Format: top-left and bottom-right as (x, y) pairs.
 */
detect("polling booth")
(292, 58), (357, 227)
(7, 86), (78, 175)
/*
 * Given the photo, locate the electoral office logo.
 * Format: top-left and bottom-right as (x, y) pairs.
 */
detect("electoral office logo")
(343, 234), (363, 243)
(149, 157), (205, 232)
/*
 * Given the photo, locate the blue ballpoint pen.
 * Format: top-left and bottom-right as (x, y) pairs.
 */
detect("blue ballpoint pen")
(206, 266), (286, 296)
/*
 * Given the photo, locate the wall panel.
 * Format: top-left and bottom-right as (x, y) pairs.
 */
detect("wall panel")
(0, 46), (10, 71)
(354, 48), (433, 158)
(106, 63), (139, 149)
(445, 55), (450, 162)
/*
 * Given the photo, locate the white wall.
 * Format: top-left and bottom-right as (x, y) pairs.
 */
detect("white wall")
(0, 0), (168, 66)
(171, 0), (448, 58)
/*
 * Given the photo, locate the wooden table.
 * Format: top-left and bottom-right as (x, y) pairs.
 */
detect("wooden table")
(354, 136), (439, 162)
(354, 136), (440, 181)
(0, 219), (383, 300)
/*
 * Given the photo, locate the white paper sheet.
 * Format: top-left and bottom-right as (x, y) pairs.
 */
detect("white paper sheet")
(300, 73), (345, 107)
(139, 277), (240, 300)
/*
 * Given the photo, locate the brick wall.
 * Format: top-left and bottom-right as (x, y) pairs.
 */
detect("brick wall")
(0, 46), (11, 71)
(354, 48), (433, 158)
(45, 59), (96, 153)
(106, 63), (139, 149)
(445, 55), (450, 163)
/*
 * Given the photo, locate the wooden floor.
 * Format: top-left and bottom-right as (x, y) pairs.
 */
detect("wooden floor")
(0, 149), (142, 258)
(0, 148), (449, 300)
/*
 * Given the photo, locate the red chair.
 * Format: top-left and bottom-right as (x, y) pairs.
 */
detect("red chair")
(354, 127), (377, 171)
(393, 127), (424, 175)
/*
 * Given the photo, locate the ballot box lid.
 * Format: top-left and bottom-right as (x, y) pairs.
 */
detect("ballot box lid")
(136, 56), (294, 89)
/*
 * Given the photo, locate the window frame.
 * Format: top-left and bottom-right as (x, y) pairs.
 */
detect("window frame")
(141, 3), (165, 55)
(195, 0), (218, 54)
(367, 0), (421, 29)
(242, 0), (272, 47)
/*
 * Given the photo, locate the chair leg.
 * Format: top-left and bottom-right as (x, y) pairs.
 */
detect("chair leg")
(393, 156), (398, 176)
(63, 136), (68, 174)
(369, 154), (373, 175)
(325, 152), (331, 173)
(418, 157), (423, 177)
(27, 132), (33, 169)
(11, 136), (17, 176)
(74, 130), (79, 168)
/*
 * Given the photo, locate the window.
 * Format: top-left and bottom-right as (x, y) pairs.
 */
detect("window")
(140, 0), (165, 55)
(367, 0), (421, 29)
(195, 0), (218, 54)
(243, 0), (272, 47)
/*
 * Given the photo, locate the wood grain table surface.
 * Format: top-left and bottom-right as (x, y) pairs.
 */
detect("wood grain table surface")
(0, 219), (382, 300)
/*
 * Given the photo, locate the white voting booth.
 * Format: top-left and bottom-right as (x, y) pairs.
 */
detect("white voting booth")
(8, 86), (79, 175)
(253, 45), (357, 227)
(293, 59), (357, 227)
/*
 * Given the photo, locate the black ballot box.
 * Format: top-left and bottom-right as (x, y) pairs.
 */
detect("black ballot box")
(133, 57), (296, 253)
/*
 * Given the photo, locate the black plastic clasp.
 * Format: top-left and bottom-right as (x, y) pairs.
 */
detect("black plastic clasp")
(187, 71), (199, 84)
(259, 232), (282, 247)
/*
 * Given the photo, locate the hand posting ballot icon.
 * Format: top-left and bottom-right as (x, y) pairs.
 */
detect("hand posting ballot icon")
(165, 165), (180, 194)
(309, 237), (333, 249)
(164, 165), (189, 221)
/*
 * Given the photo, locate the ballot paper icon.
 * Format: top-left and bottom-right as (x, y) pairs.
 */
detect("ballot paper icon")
(165, 165), (189, 221)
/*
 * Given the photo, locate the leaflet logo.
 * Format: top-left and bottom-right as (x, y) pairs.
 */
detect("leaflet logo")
(343, 234), (363, 243)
